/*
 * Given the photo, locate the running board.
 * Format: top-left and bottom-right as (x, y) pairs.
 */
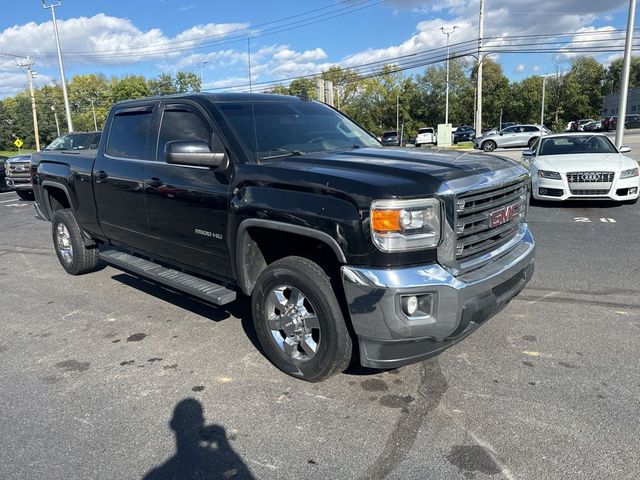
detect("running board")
(99, 249), (236, 305)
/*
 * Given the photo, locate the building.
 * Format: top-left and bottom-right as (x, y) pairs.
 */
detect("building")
(602, 86), (640, 117)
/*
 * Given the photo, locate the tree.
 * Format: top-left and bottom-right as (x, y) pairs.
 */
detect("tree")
(321, 66), (360, 110)
(111, 75), (150, 103)
(562, 56), (605, 120)
(68, 74), (111, 131)
(148, 73), (177, 96)
(473, 58), (509, 129)
(603, 56), (640, 94)
(175, 71), (201, 93)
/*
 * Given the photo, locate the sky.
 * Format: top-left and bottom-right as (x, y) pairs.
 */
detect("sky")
(0, 0), (637, 98)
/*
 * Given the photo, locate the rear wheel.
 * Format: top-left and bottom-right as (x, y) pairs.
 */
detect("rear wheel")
(252, 256), (352, 382)
(52, 209), (99, 275)
(482, 140), (497, 152)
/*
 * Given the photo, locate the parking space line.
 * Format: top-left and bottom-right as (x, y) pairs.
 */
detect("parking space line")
(0, 198), (19, 203)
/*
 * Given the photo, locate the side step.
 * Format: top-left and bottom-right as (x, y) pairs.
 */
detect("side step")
(100, 249), (236, 305)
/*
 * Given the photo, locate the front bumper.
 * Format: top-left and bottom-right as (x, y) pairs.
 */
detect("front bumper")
(341, 226), (535, 369)
(533, 175), (639, 202)
(6, 177), (32, 191)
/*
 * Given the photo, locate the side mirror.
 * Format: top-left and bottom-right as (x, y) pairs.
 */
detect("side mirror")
(522, 149), (534, 157)
(499, 132), (504, 136)
(619, 145), (631, 153)
(165, 141), (228, 169)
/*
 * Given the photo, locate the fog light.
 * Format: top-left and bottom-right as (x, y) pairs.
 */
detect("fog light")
(539, 188), (547, 195)
(402, 296), (419, 316)
(630, 187), (638, 195)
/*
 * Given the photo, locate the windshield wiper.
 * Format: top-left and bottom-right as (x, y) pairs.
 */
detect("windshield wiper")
(260, 149), (304, 160)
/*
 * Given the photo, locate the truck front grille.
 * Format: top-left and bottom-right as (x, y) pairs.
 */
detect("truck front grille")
(8, 162), (31, 177)
(455, 179), (528, 261)
(569, 189), (610, 195)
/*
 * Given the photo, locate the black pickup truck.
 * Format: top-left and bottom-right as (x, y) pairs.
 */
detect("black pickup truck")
(31, 93), (535, 382)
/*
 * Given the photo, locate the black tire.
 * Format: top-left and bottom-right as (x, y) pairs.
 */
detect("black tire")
(51, 209), (99, 275)
(16, 190), (34, 201)
(251, 256), (352, 382)
(415, 143), (421, 148)
(482, 140), (497, 152)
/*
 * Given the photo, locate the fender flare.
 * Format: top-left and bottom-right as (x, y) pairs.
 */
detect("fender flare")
(235, 219), (347, 295)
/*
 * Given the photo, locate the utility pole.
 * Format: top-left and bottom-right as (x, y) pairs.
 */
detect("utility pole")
(475, 0), (485, 138)
(615, 0), (637, 147)
(247, 38), (253, 93)
(18, 57), (41, 151)
(42, 0), (73, 132)
(89, 98), (98, 130)
(440, 26), (458, 125)
(51, 105), (61, 136)
(396, 92), (400, 137)
(540, 76), (547, 129)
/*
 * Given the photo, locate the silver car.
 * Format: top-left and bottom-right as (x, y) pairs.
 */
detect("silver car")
(474, 125), (550, 152)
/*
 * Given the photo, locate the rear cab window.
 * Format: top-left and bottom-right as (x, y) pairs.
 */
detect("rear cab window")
(106, 106), (155, 160)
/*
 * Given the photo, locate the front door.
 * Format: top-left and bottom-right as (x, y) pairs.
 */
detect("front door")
(143, 102), (233, 278)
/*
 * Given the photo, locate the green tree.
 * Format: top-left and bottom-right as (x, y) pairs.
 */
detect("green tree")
(474, 58), (510, 130)
(111, 75), (150, 103)
(603, 56), (640, 94)
(148, 73), (178, 96)
(175, 71), (201, 93)
(562, 56), (605, 120)
(68, 74), (111, 131)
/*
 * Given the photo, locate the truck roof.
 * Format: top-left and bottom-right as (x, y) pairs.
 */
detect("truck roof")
(115, 92), (309, 107)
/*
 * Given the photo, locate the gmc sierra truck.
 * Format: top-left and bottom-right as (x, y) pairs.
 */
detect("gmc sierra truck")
(31, 93), (535, 382)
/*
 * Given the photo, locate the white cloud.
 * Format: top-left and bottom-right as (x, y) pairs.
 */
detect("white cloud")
(515, 64), (525, 73)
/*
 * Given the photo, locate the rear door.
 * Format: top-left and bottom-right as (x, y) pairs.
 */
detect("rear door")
(143, 101), (233, 278)
(498, 126), (519, 147)
(93, 104), (158, 250)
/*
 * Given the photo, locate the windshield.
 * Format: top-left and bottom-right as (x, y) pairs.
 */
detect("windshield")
(45, 133), (92, 151)
(215, 101), (381, 161)
(538, 135), (618, 156)
(382, 132), (397, 139)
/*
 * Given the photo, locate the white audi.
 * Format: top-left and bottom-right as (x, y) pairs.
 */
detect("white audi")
(525, 133), (639, 204)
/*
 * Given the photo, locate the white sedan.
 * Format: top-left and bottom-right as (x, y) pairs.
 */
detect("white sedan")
(525, 133), (639, 204)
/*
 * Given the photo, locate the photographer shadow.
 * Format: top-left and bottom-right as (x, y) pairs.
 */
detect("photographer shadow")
(143, 398), (254, 480)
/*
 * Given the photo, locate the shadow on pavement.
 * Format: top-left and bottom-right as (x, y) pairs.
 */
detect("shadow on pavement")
(143, 398), (255, 480)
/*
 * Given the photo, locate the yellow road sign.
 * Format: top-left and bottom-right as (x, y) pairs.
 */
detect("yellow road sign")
(14, 138), (23, 148)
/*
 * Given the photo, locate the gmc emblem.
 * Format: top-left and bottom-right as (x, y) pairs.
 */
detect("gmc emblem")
(489, 204), (518, 228)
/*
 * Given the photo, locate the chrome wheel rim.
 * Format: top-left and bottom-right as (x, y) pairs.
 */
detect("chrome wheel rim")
(55, 223), (73, 265)
(265, 285), (321, 361)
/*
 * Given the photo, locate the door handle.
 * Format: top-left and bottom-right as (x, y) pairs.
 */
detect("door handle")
(145, 177), (163, 188)
(95, 170), (108, 183)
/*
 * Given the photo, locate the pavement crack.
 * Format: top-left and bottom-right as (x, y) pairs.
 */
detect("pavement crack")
(358, 359), (448, 480)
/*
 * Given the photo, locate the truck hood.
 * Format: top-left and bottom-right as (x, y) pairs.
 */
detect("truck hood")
(262, 147), (525, 203)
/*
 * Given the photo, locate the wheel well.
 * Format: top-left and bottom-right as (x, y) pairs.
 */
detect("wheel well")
(44, 186), (70, 213)
(239, 227), (342, 296)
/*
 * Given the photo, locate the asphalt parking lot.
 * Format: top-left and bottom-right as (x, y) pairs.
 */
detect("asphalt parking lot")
(1, 180), (639, 478)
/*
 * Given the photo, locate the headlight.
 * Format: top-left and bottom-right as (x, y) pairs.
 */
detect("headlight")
(620, 167), (639, 179)
(537, 170), (561, 179)
(370, 198), (441, 252)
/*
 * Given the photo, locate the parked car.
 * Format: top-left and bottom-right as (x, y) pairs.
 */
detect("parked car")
(31, 92), (534, 382)
(4, 131), (102, 200)
(452, 125), (475, 144)
(44, 131), (102, 151)
(568, 119), (596, 131)
(5, 154), (34, 200)
(414, 127), (436, 147)
(581, 120), (601, 132)
(381, 131), (400, 146)
(525, 133), (638, 203)
(607, 114), (640, 131)
(473, 124), (550, 152)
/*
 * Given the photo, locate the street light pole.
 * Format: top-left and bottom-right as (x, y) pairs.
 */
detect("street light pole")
(90, 98), (98, 131)
(475, 0), (485, 138)
(440, 26), (458, 125)
(18, 57), (41, 151)
(42, 0), (73, 132)
(615, 0), (637, 147)
(540, 75), (547, 128)
(196, 61), (209, 87)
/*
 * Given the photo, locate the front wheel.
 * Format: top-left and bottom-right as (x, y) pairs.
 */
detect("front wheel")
(52, 209), (99, 275)
(251, 256), (352, 382)
(482, 140), (497, 152)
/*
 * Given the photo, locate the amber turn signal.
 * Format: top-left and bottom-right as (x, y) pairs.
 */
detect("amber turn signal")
(372, 209), (401, 232)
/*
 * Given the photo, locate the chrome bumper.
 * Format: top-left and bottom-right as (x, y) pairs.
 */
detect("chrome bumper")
(341, 225), (535, 369)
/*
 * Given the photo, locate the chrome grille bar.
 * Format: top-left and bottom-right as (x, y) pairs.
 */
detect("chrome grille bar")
(566, 171), (614, 183)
